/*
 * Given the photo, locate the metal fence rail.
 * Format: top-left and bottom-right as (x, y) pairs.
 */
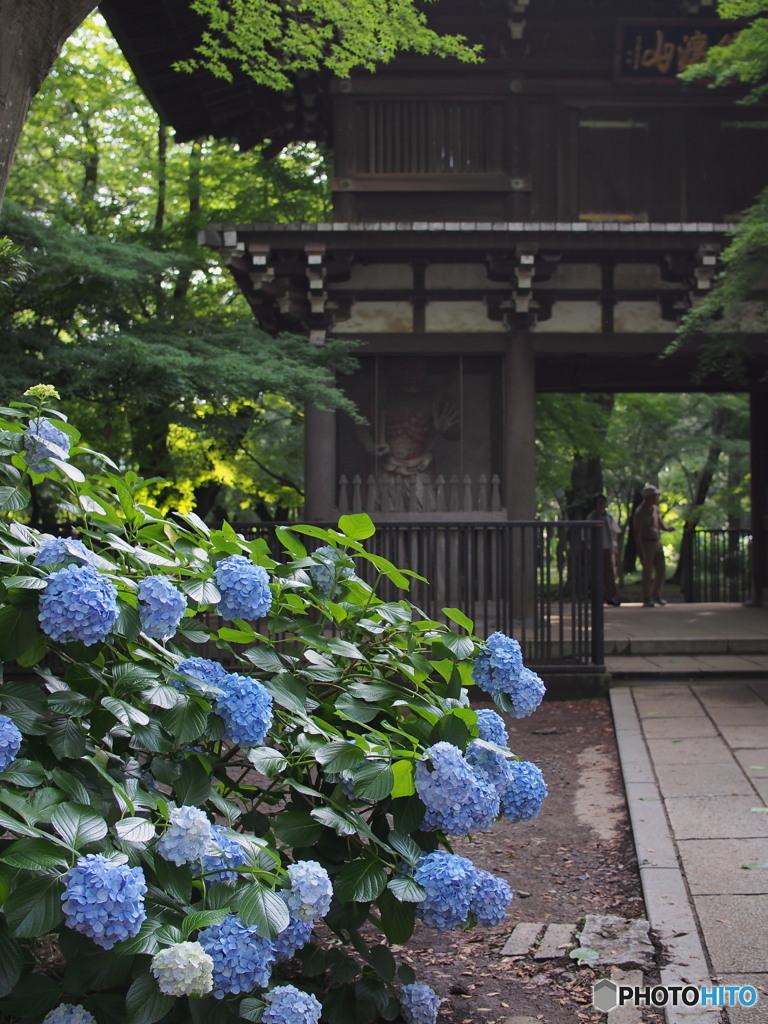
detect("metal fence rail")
(682, 528), (752, 603)
(236, 520), (605, 672)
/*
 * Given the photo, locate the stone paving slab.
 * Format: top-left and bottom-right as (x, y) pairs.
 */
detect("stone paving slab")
(640, 717), (718, 739)
(645, 737), (736, 766)
(652, 760), (755, 798)
(716, 724), (768, 748)
(500, 921), (543, 957)
(693, 895), (768, 973)
(732, 749), (768, 801)
(533, 922), (575, 959)
(677, 838), (768, 895)
(663, 794), (768, 840)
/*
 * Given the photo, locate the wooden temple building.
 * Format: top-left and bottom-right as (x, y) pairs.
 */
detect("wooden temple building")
(103, 0), (768, 625)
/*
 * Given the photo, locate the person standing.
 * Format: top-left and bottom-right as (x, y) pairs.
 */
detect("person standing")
(633, 484), (673, 607)
(588, 493), (622, 606)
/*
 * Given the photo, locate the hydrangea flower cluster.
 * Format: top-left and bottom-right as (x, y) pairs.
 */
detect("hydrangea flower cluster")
(61, 854), (147, 950)
(138, 575), (187, 640)
(173, 656), (230, 695)
(156, 805), (213, 866)
(308, 545), (355, 597)
(272, 901), (314, 963)
(198, 914), (275, 997)
(469, 868), (513, 926)
(38, 565), (119, 645)
(214, 555), (272, 620)
(200, 825), (247, 884)
(262, 984), (323, 1024)
(150, 941), (214, 997)
(414, 851), (477, 931)
(471, 632), (546, 717)
(471, 631), (524, 697)
(400, 982), (441, 1024)
(414, 851), (511, 933)
(214, 673), (273, 748)
(465, 740), (510, 790)
(0, 713), (23, 774)
(34, 535), (95, 568)
(508, 666), (547, 718)
(282, 860), (334, 923)
(475, 708), (509, 747)
(23, 417), (70, 473)
(42, 1005), (97, 1024)
(499, 759), (548, 820)
(415, 741), (499, 835)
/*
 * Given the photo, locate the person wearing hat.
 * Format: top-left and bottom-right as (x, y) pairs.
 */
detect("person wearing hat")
(633, 485), (674, 607)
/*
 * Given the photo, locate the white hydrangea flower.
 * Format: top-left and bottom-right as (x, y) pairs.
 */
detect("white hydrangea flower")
(151, 941), (214, 997)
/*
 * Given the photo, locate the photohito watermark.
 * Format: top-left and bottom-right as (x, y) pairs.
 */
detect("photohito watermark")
(592, 978), (759, 1013)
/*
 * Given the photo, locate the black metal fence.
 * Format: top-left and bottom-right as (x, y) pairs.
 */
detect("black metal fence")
(682, 528), (752, 603)
(236, 520), (605, 673)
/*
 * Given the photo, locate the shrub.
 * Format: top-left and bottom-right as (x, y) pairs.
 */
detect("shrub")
(0, 388), (547, 1024)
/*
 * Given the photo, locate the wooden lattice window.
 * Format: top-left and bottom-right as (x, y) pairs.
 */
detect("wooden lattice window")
(356, 100), (505, 175)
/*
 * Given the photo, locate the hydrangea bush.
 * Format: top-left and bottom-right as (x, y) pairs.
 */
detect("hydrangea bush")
(0, 388), (548, 1024)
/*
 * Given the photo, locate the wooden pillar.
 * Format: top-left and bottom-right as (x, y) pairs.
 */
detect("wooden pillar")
(303, 402), (337, 522)
(504, 330), (536, 520)
(749, 391), (768, 605)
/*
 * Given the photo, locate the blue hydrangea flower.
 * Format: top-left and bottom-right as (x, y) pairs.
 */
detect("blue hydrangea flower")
(283, 860), (333, 923)
(156, 805), (213, 866)
(469, 868), (513, 926)
(173, 656), (230, 695)
(507, 666), (546, 718)
(138, 575), (187, 640)
(308, 546), (355, 598)
(499, 760), (547, 821)
(0, 714), (23, 774)
(38, 565), (119, 646)
(414, 851), (478, 932)
(42, 1005), (97, 1024)
(401, 982), (441, 1024)
(471, 632), (524, 698)
(151, 941), (214, 997)
(215, 673), (273, 748)
(272, 898), (314, 963)
(198, 914), (275, 997)
(24, 418), (70, 473)
(475, 708), (509, 747)
(61, 854), (146, 950)
(262, 985), (323, 1024)
(465, 740), (510, 791)
(214, 555), (272, 621)
(415, 741), (499, 836)
(34, 536), (96, 568)
(200, 825), (247, 884)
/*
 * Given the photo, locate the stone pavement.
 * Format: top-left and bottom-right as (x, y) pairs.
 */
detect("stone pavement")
(610, 680), (768, 1024)
(604, 604), (768, 679)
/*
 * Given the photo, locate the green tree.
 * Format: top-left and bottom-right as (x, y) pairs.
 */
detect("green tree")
(674, 1), (768, 376)
(2, 16), (357, 522)
(0, 0), (479, 208)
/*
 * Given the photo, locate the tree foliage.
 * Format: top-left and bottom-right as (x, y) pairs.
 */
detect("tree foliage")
(177, 0), (480, 88)
(674, 0), (768, 376)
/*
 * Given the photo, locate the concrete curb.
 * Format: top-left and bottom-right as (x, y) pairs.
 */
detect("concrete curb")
(609, 687), (721, 1023)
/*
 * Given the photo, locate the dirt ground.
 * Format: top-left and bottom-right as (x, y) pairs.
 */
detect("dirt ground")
(396, 696), (668, 1024)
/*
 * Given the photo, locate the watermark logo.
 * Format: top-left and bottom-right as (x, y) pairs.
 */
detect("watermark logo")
(592, 979), (758, 1012)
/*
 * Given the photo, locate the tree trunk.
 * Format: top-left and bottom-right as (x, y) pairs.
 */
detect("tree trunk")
(0, 0), (96, 208)
(672, 406), (734, 590)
